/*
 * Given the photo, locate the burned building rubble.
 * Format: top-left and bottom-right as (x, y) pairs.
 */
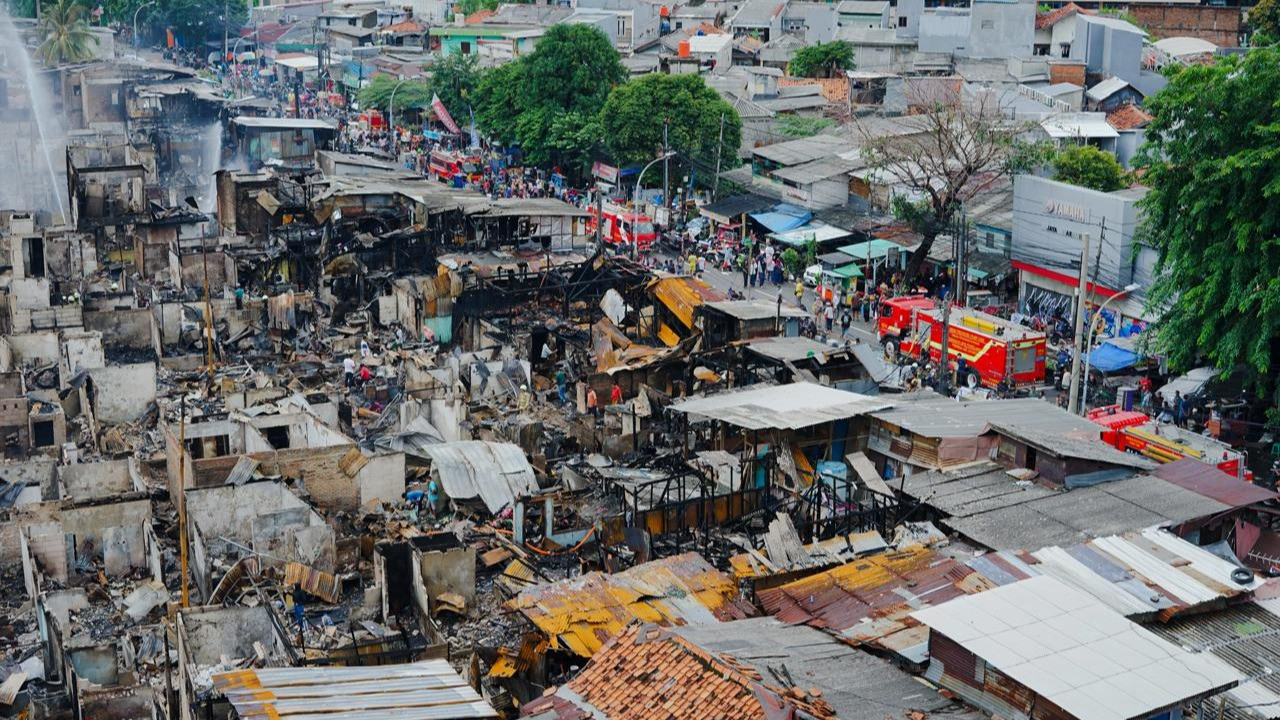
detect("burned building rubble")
(2, 54), (1276, 720)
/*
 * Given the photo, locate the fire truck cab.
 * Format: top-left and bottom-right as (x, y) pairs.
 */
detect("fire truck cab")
(1087, 406), (1253, 481)
(428, 150), (482, 185)
(877, 296), (1046, 389)
(587, 205), (657, 251)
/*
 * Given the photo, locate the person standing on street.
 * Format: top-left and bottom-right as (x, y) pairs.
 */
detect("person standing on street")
(795, 279), (805, 306)
(824, 302), (835, 332)
(840, 306), (852, 336)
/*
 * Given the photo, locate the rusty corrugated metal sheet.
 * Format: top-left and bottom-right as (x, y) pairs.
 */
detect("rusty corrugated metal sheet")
(648, 277), (726, 329)
(758, 547), (1034, 658)
(284, 562), (341, 603)
(507, 553), (754, 657)
(1154, 458), (1278, 508)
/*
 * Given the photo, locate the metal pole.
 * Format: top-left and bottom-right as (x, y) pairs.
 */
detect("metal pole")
(1066, 232), (1091, 414)
(133, 0), (155, 52)
(662, 120), (670, 226)
(634, 152), (673, 259)
(1080, 284), (1137, 414)
(178, 396), (189, 608)
(712, 112), (725, 198)
(388, 78), (407, 160)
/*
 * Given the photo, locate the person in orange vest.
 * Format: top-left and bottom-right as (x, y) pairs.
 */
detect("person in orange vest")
(610, 382), (623, 405)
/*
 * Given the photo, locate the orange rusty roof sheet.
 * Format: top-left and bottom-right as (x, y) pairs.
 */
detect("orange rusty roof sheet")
(779, 76), (850, 103)
(1036, 2), (1092, 29)
(757, 546), (1038, 660)
(1107, 104), (1153, 130)
(648, 276), (727, 329)
(506, 553), (755, 657)
(520, 623), (836, 720)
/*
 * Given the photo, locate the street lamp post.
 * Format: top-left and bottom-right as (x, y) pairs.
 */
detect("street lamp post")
(633, 151), (675, 258)
(1079, 282), (1141, 415)
(133, 0), (156, 52)
(387, 78), (408, 162)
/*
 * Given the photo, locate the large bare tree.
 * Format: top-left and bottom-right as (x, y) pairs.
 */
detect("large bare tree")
(856, 83), (1037, 284)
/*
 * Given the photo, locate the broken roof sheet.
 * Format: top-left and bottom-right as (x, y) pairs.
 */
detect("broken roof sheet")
(1147, 602), (1280, 720)
(213, 661), (497, 720)
(741, 336), (845, 363)
(986, 423), (1156, 470)
(672, 618), (969, 720)
(1153, 458), (1278, 508)
(899, 462), (1232, 550)
(648, 276), (727, 329)
(506, 552), (755, 657)
(424, 441), (537, 514)
(913, 576), (1242, 720)
(669, 381), (891, 430)
(521, 622), (836, 720)
(1031, 527), (1263, 620)
(869, 394), (1101, 438)
(703, 299), (807, 321)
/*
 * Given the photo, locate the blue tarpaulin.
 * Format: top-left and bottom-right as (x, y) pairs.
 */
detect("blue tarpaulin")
(1086, 341), (1141, 372)
(750, 203), (812, 233)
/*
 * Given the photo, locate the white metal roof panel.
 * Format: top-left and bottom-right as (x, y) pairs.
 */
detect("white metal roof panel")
(424, 441), (537, 514)
(669, 382), (892, 430)
(1040, 112), (1120, 139)
(912, 576), (1243, 720)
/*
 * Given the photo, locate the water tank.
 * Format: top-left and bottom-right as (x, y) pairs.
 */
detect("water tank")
(678, 39), (691, 58)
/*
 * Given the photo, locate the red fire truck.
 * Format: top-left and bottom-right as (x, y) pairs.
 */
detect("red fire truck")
(428, 150), (483, 185)
(586, 204), (657, 252)
(1086, 406), (1253, 481)
(877, 296), (1046, 389)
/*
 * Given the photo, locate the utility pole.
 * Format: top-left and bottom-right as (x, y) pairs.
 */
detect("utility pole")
(662, 120), (670, 228)
(936, 218), (958, 394)
(712, 112), (725, 198)
(594, 183), (603, 254)
(1067, 232), (1092, 414)
(178, 396), (189, 608)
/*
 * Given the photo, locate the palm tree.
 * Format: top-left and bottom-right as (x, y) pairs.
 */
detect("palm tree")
(37, 0), (97, 66)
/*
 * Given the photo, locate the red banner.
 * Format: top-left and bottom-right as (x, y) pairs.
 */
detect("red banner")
(431, 93), (461, 135)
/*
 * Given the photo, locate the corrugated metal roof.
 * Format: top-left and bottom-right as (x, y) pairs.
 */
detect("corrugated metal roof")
(1149, 602), (1280, 720)
(669, 381), (891, 430)
(649, 276), (727, 329)
(507, 553), (755, 657)
(1153, 459), (1278, 508)
(870, 393), (1101, 439)
(424, 441), (537, 514)
(1031, 528), (1262, 620)
(912, 576), (1243, 720)
(213, 661), (497, 720)
(704, 299), (808, 321)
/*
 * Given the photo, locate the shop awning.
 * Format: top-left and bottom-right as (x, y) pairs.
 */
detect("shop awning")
(831, 263), (864, 279)
(837, 239), (901, 261)
(1086, 341), (1141, 372)
(750, 203), (812, 233)
(768, 220), (849, 247)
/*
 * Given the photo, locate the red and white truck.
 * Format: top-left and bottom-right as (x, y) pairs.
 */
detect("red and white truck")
(1087, 406), (1253, 481)
(586, 204), (657, 252)
(877, 296), (1047, 389)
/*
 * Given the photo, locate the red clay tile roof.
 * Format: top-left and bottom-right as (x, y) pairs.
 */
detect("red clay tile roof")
(779, 76), (850, 103)
(464, 10), (495, 23)
(1106, 104), (1153, 130)
(1036, 2), (1092, 29)
(521, 623), (837, 720)
(381, 20), (426, 33)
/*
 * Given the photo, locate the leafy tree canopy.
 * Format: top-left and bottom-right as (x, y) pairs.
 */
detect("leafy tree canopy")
(519, 24), (626, 118)
(1135, 48), (1280, 421)
(1251, 0), (1280, 45)
(470, 25), (624, 173)
(1053, 144), (1126, 192)
(37, 0), (97, 65)
(600, 73), (741, 169)
(789, 41), (854, 79)
(427, 52), (481, 123)
(358, 73), (432, 113)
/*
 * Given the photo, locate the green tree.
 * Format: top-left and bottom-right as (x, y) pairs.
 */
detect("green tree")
(1053, 145), (1126, 192)
(600, 73), (741, 169)
(1135, 48), (1280, 423)
(1251, 0), (1280, 44)
(789, 41), (854, 78)
(159, 0), (247, 47)
(471, 25), (624, 171)
(520, 24), (625, 119)
(37, 0), (97, 65)
(427, 52), (481, 123)
(358, 74), (432, 113)
(472, 62), (523, 144)
(781, 248), (802, 278)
